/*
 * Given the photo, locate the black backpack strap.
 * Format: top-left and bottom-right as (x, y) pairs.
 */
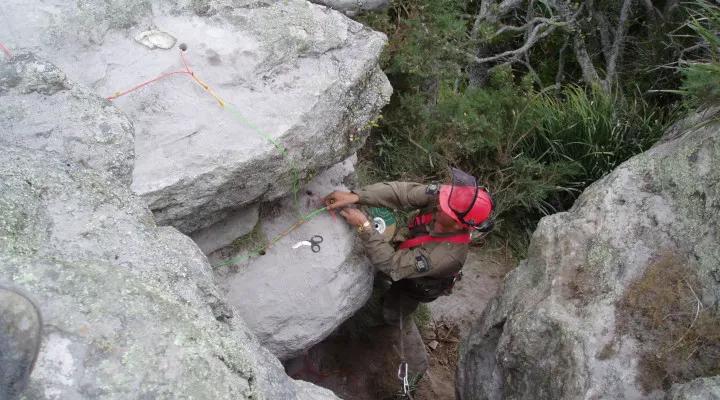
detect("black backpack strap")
(396, 274), (461, 302)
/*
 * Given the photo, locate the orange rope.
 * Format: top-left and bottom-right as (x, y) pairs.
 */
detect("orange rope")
(0, 41), (12, 58)
(106, 70), (190, 100)
(107, 50), (226, 108)
(180, 50), (225, 107)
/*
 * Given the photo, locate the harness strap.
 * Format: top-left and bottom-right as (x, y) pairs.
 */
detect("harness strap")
(407, 212), (433, 229)
(398, 233), (471, 249)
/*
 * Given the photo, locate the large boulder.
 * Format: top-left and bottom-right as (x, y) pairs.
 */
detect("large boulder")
(1, 0), (392, 234)
(457, 114), (720, 399)
(0, 52), (134, 185)
(668, 377), (720, 400)
(211, 156), (374, 360)
(0, 144), (339, 400)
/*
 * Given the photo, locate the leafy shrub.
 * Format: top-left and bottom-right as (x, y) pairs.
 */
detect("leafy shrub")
(681, 63), (720, 107)
(677, 1), (720, 108)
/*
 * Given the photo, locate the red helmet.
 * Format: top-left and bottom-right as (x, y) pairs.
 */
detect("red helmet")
(438, 168), (494, 229)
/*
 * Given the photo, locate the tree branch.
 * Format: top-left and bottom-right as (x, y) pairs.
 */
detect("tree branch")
(472, 0), (526, 39)
(555, 37), (569, 88)
(594, 12), (614, 63)
(469, 22), (563, 64)
(521, 54), (543, 87)
(471, 0), (495, 39)
(641, 0), (661, 23)
(551, 0), (604, 88)
(605, 0), (635, 86)
(492, 17), (561, 37)
(498, 0), (526, 16)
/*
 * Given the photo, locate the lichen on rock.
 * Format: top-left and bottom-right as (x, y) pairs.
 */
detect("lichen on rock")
(0, 52), (135, 185)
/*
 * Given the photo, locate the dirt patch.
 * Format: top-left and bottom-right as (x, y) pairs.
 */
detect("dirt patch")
(287, 317), (463, 400)
(414, 321), (461, 400)
(616, 253), (720, 393)
(286, 326), (409, 400)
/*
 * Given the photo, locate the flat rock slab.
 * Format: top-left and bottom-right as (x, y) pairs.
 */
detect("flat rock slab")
(212, 156), (374, 360)
(0, 52), (134, 185)
(0, 0), (391, 233)
(0, 144), (339, 400)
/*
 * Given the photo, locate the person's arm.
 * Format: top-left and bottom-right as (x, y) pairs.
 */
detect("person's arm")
(325, 182), (437, 211)
(354, 182), (436, 210)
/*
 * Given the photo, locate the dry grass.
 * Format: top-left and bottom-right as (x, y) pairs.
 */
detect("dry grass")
(617, 253), (720, 392)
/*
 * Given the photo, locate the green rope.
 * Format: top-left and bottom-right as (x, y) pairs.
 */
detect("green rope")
(224, 103), (288, 155)
(212, 206), (327, 268)
(225, 102), (306, 218)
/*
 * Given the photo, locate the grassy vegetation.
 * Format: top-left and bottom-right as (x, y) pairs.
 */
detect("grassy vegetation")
(412, 303), (432, 330)
(617, 254), (720, 392)
(230, 221), (268, 254)
(678, 1), (720, 109)
(355, 0), (719, 255)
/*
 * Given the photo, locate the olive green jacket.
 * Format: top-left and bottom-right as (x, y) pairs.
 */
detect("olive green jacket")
(354, 182), (469, 281)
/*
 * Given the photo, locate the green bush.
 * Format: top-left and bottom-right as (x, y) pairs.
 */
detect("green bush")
(528, 85), (666, 186)
(681, 63), (720, 107)
(677, 1), (720, 108)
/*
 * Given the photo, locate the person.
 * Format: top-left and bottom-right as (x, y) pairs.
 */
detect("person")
(324, 168), (494, 326)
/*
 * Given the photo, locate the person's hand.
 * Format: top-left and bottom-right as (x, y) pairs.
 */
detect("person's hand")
(324, 191), (359, 210)
(339, 208), (369, 227)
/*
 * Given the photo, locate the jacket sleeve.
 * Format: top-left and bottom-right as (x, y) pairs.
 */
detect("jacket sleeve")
(354, 182), (436, 210)
(358, 229), (462, 281)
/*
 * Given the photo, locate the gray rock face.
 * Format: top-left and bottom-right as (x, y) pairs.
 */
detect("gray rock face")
(0, 52), (135, 185)
(457, 115), (720, 400)
(0, 0), (392, 234)
(308, 0), (389, 16)
(212, 156), (374, 360)
(0, 144), (339, 400)
(191, 203), (260, 255)
(668, 377), (720, 400)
